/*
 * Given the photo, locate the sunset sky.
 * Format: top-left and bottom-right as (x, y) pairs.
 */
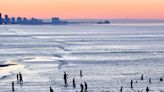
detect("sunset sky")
(0, 0), (164, 19)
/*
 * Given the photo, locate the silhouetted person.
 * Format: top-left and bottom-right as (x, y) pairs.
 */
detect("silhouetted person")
(19, 72), (23, 84)
(73, 78), (76, 88)
(17, 74), (19, 83)
(130, 80), (133, 88)
(160, 77), (163, 81)
(141, 74), (144, 80)
(80, 70), (83, 77)
(84, 82), (88, 91)
(12, 81), (14, 92)
(20, 73), (23, 84)
(146, 87), (149, 92)
(80, 83), (84, 92)
(50, 87), (53, 92)
(120, 86), (123, 92)
(64, 72), (68, 86)
(19, 72), (21, 78)
(149, 78), (151, 83)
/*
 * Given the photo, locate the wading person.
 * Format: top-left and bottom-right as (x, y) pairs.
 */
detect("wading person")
(146, 87), (149, 92)
(64, 72), (68, 86)
(80, 83), (84, 92)
(84, 82), (88, 91)
(19, 72), (23, 84)
(19, 72), (21, 79)
(130, 80), (133, 88)
(80, 70), (83, 77)
(50, 87), (53, 92)
(12, 81), (14, 92)
(120, 86), (123, 92)
(141, 74), (144, 80)
(17, 74), (19, 83)
(73, 78), (76, 88)
(20, 73), (23, 84)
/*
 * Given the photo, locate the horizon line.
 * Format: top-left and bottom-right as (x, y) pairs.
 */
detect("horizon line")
(55, 18), (164, 20)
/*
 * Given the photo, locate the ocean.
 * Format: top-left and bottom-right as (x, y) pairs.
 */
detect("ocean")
(0, 23), (164, 92)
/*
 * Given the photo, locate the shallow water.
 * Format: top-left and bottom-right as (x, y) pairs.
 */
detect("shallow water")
(0, 24), (164, 92)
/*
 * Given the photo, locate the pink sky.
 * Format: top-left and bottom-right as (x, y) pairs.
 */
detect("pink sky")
(0, 0), (164, 19)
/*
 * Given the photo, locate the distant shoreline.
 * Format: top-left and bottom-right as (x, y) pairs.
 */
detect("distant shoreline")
(63, 19), (164, 23)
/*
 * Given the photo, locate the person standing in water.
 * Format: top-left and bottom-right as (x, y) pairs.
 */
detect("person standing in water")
(64, 72), (68, 86)
(20, 73), (23, 84)
(80, 83), (84, 92)
(120, 86), (123, 92)
(141, 74), (144, 80)
(73, 78), (76, 88)
(80, 70), (83, 77)
(12, 81), (14, 92)
(130, 80), (133, 88)
(50, 87), (53, 92)
(17, 74), (19, 83)
(84, 82), (88, 91)
(146, 87), (149, 92)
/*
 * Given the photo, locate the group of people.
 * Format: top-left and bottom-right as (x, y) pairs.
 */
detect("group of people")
(64, 70), (88, 92)
(119, 74), (164, 92)
(79, 82), (88, 92)
(16, 72), (23, 84)
(129, 74), (149, 92)
(11, 71), (164, 92)
(11, 72), (23, 92)
(50, 70), (88, 92)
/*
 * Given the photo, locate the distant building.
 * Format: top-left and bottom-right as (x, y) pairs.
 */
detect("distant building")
(4, 15), (9, 24)
(52, 17), (60, 24)
(2, 19), (4, 24)
(29, 18), (43, 24)
(23, 17), (28, 24)
(17, 17), (23, 24)
(52, 17), (67, 25)
(11, 17), (16, 24)
(8, 18), (11, 24)
(0, 13), (3, 24)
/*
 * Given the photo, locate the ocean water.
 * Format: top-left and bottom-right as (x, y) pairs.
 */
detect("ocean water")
(0, 23), (164, 92)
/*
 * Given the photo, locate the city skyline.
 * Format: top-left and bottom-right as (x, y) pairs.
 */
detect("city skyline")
(0, 0), (164, 19)
(0, 13), (110, 25)
(0, 13), (68, 25)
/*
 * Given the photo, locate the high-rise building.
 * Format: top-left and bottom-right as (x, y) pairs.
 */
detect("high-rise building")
(11, 17), (16, 24)
(17, 17), (22, 24)
(23, 17), (28, 24)
(4, 15), (9, 24)
(8, 18), (11, 24)
(0, 13), (3, 24)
